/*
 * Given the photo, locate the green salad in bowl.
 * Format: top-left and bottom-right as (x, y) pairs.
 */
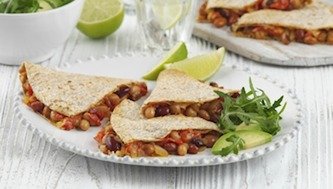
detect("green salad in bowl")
(0, 0), (73, 13)
(0, 0), (84, 65)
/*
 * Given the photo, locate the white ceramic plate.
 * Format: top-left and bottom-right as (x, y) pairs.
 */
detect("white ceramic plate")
(193, 23), (333, 67)
(14, 55), (303, 167)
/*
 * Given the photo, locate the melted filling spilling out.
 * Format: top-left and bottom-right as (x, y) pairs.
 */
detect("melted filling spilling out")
(198, 0), (311, 28)
(19, 66), (148, 131)
(235, 25), (333, 45)
(95, 125), (221, 157)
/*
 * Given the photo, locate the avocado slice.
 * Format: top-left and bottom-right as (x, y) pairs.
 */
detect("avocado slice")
(236, 122), (262, 131)
(212, 130), (272, 155)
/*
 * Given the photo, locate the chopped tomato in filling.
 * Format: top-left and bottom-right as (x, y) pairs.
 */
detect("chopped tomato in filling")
(237, 25), (333, 45)
(19, 67), (148, 131)
(198, 0), (311, 28)
(95, 125), (221, 157)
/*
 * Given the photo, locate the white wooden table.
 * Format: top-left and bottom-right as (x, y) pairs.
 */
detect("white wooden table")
(1, 13), (333, 189)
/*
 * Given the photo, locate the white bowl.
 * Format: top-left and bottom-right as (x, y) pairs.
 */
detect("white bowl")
(0, 0), (85, 66)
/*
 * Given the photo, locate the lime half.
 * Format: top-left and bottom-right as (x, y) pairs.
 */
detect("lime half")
(166, 47), (226, 81)
(143, 42), (188, 80)
(152, 0), (187, 30)
(77, 0), (124, 39)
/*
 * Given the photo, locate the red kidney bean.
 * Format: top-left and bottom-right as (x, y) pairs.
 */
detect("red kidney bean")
(227, 13), (239, 25)
(191, 138), (204, 147)
(200, 102), (210, 110)
(30, 101), (44, 113)
(210, 114), (219, 123)
(155, 105), (170, 116)
(105, 135), (122, 152)
(218, 9), (229, 18)
(115, 86), (130, 98)
(295, 29), (305, 42)
(188, 144), (199, 154)
(163, 142), (177, 153)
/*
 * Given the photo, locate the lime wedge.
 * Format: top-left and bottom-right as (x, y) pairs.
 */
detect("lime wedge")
(152, 0), (186, 30)
(143, 42), (188, 80)
(166, 47), (226, 81)
(77, 0), (124, 39)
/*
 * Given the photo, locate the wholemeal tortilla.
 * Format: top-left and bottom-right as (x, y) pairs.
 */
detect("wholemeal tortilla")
(207, 0), (258, 10)
(111, 100), (220, 144)
(22, 62), (143, 116)
(141, 69), (238, 112)
(232, 3), (333, 31)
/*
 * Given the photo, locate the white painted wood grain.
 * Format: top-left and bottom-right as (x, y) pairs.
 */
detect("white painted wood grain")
(0, 14), (333, 189)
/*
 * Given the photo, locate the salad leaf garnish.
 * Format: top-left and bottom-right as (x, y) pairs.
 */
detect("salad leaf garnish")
(215, 78), (286, 135)
(218, 134), (245, 156)
(1, 0), (39, 13)
(0, 0), (72, 13)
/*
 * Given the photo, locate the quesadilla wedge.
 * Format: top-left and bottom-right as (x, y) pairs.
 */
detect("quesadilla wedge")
(19, 62), (148, 131)
(140, 69), (239, 123)
(232, 4), (333, 44)
(95, 100), (221, 157)
(198, 0), (312, 28)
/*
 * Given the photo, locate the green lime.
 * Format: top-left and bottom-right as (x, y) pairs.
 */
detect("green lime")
(143, 42), (188, 81)
(166, 47), (226, 81)
(152, 0), (187, 30)
(77, 0), (124, 39)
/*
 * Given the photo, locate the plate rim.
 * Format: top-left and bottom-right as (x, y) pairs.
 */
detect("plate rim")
(13, 53), (304, 167)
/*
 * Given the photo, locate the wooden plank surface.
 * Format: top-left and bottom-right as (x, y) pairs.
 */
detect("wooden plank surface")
(0, 14), (332, 189)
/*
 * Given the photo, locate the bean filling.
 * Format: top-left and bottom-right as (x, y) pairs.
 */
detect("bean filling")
(236, 25), (333, 45)
(143, 82), (239, 123)
(19, 66), (148, 131)
(95, 125), (221, 157)
(198, 0), (311, 28)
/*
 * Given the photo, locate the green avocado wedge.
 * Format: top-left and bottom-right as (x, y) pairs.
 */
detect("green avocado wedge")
(236, 122), (262, 131)
(212, 130), (272, 155)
